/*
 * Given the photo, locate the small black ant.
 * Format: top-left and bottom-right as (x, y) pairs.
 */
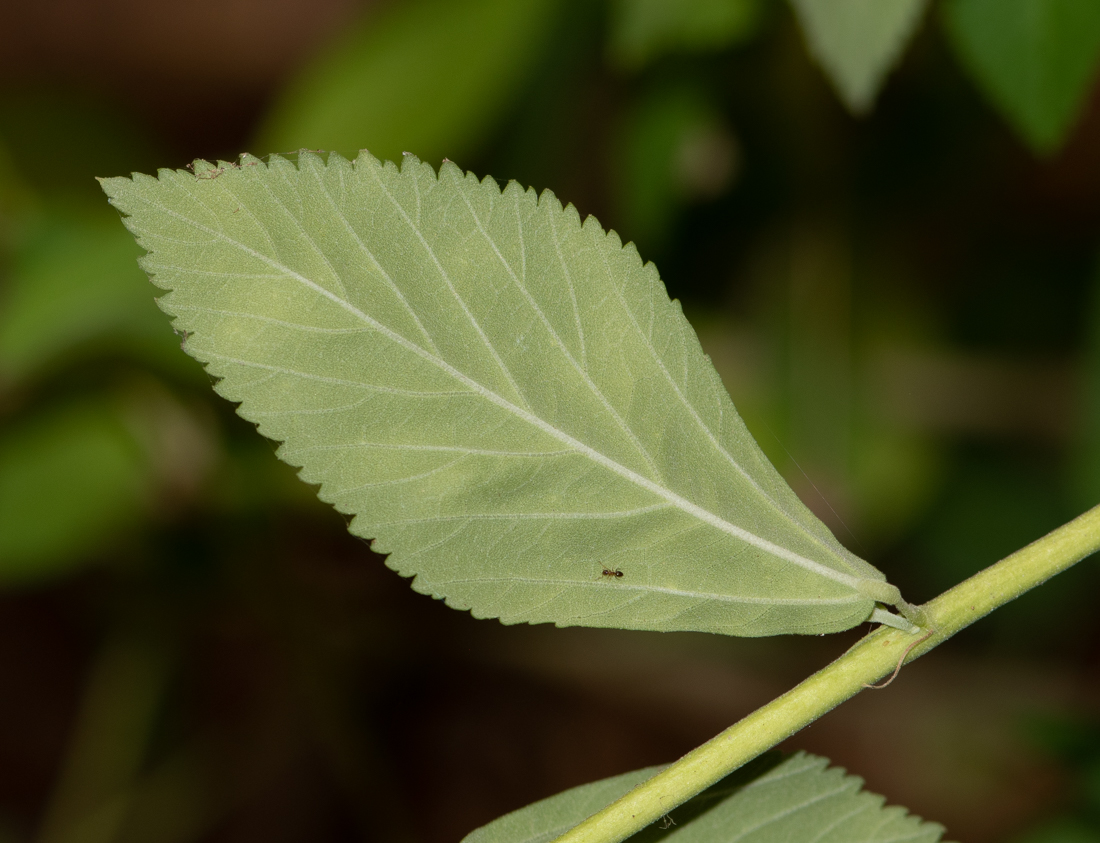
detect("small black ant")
(601, 566), (624, 579)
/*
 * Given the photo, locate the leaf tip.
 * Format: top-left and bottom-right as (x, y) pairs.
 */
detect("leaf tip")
(352, 148), (383, 171)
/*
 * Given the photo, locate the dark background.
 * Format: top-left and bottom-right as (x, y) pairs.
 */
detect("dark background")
(1, 1), (1099, 841)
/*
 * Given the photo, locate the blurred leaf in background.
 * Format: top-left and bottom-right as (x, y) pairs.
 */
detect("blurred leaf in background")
(0, 104), (212, 587)
(607, 0), (763, 70)
(0, 212), (175, 388)
(912, 450), (1088, 647)
(612, 81), (739, 252)
(1010, 713), (1100, 843)
(258, 0), (562, 165)
(942, 0), (1100, 155)
(0, 93), (160, 205)
(1076, 260), (1100, 511)
(0, 399), (148, 585)
(789, 0), (930, 113)
(697, 224), (948, 555)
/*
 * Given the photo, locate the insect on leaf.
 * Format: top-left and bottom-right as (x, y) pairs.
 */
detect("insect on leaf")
(100, 151), (906, 637)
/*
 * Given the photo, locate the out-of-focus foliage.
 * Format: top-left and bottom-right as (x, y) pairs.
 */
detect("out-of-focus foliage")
(0, 399), (147, 583)
(612, 82), (738, 250)
(789, 0), (930, 113)
(1010, 714), (1100, 843)
(0, 116), (200, 586)
(258, 0), (562, 165)
(0, 213), (167, 386)
(942, 0), (1100, 155)
(607, 0), (763, 70)
(1077, 264), (1100, 510)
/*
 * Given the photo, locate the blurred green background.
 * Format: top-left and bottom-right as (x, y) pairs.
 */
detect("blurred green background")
(1, 0), (1099, 841)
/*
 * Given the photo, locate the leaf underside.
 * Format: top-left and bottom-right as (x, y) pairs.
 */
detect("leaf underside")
(461, 752), (948, 843)
(101, 150), (897, 637)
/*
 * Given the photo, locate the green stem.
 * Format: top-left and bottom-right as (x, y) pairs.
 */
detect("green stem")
(552, 502), (1100, 843)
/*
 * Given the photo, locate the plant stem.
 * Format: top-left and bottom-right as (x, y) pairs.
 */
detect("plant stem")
(551, 502), (1100, 843)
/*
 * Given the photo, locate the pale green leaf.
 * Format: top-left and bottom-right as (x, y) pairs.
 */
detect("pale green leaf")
(942, 0), (1100, 155)
(462, 752), (947, 843)
(790, 0), (930, 114)
(608, 0), (763, 70)
(256, 0), (560, 166)
(101, 151), (903, 637)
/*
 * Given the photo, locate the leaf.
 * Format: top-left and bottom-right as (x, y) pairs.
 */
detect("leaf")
(0, 400), (147, 584)
(462, 765), (664, 843)
(608, 0), (763, 70)
(942, 0), (1100, 155)
(790, 0), (930, 114)
(256, 0), (560, 166)
(101, 151), (904, 637)
(461, 752), (947, 843)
